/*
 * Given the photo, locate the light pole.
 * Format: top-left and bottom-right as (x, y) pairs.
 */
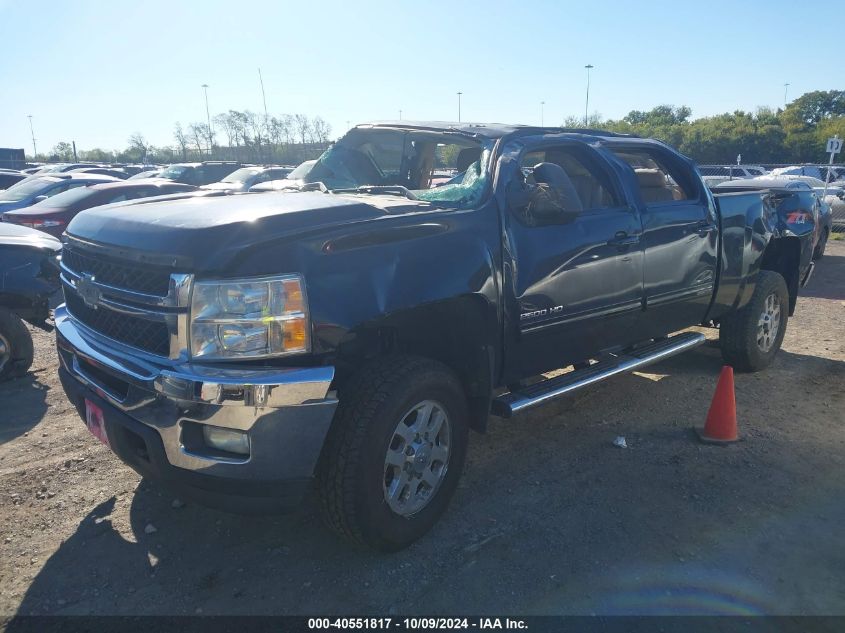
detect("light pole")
(783, 82), (790, 106)
(457, 91), (462, 123)
(201, 84), (212, 156)
(540, 101), (545, 127)
(399, 109), (402, 120)
(257, 69), (269, 162)
(584, 64), (594, 126)
(27, 115), (37, 158)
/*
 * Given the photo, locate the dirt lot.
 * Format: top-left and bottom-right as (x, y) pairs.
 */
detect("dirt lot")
(1, 242), (843, 617)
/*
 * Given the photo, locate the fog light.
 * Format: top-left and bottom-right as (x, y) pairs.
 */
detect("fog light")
(202, 425), (250, 456)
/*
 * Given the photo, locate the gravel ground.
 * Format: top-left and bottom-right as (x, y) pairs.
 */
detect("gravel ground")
(1, 242), (843, 617)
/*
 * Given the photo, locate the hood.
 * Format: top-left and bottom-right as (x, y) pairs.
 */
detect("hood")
(65, 190), (430, 271)
(0, 222), (62, 251)
(201, 181), (248, 192)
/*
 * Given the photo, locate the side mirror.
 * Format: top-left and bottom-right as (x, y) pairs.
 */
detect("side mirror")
(33, 195), (48, 203)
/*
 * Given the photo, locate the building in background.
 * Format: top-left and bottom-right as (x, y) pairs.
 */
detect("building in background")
(0, 148), (26, 170)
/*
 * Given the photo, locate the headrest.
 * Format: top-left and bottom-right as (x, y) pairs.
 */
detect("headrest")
(533, 162), (571, 187)
(531, 162), (583, 213)
(635, 168), (667, 188)
(456, 147), (482, 173)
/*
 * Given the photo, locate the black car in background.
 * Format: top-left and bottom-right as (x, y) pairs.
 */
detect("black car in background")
(69, 167), (130, 179)
(201, 166), (293, 192)
(149, 161), (242, 186)
(1, 180), (197, 238)
(30, 163), (105, 176)
(0, 169), (26, 190)
(0, 223), (61, 381)
(128, 169), (163, 180)
(0, 173), (120, 213)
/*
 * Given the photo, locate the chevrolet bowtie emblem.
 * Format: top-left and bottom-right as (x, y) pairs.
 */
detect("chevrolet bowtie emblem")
(76, 273), (101, 310)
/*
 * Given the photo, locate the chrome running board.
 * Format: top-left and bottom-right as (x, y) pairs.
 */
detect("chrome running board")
(491, 332), (706, 418)
(801, 261), (815, 288)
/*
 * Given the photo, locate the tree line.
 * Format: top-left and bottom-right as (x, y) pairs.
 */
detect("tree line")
(31, 90), (845, 167)
(35, 110), (333, 166)
(565, 90), (845, 165)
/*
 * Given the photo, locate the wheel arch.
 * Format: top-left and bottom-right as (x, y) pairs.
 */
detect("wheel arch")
(332, 295), (498, 432)
(759, 236), (801, 315)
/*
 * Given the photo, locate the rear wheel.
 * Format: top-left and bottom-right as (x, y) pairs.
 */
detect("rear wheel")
(316, 356), (469, 551)
(0, 308), (34, 382)
(719, 270), (788, 372)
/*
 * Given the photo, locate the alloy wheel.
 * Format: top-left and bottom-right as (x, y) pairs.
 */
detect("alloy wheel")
(382, 400), (451, 517)
(757, 293), (781, 353)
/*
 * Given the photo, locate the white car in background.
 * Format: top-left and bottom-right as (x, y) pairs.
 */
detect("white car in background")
(762, 174), (844, 196)
(248, 159), (317, 192)
(698, 164), (768, 180)
(770, 164), (845, 182)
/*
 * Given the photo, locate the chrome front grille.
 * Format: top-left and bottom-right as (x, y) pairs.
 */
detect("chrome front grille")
(64, 291), (172, 356)
(60, 241), (192, 360)
(61, 247), (173, 297)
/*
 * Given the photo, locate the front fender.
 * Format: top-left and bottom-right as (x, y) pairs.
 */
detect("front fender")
(231, 204), (503, 428)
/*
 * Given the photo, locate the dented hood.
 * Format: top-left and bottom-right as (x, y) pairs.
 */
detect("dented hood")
(65, 190), (430, 270)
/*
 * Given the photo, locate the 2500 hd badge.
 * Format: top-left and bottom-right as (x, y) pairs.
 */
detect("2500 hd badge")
(520, 305), (565, 321)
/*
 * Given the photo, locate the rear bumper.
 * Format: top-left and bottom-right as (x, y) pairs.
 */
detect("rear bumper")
(0, 215), (65, 239)
(55, 305), (338, 513)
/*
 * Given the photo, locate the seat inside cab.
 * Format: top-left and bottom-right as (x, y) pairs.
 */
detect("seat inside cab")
(634, 168), (676, 203)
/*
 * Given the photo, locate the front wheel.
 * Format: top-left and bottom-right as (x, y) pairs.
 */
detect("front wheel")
(719, 270), (789, 372)
(316, 356), (469, 551)
(0, 307), (34, 382)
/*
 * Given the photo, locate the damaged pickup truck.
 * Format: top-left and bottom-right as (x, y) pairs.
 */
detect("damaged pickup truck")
(55, 122), (817, 550)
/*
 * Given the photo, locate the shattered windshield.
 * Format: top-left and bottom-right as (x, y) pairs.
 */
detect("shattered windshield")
(305, 128), (493, 208)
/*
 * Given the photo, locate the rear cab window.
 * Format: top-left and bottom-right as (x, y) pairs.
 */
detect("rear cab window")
(608, 147), (699, 205)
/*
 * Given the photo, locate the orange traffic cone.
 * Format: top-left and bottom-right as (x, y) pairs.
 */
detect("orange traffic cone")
(695, 365), (740, 444)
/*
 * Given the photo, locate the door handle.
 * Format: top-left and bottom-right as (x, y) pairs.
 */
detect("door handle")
(695, 221), (716, 236)
(607, 231), (640, 247)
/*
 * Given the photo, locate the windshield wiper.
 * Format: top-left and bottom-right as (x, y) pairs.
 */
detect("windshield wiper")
(333, 185), (419, 201)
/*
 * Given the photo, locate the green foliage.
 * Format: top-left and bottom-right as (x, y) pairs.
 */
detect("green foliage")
(50, 142), (74, 162)
(435, 144), (460, 168)
(78, 148), (113, 162)
(783, 90), (845, 127)
(586, 94), (845, 164)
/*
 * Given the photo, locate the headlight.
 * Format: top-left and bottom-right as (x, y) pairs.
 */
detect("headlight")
(189, 274), (309, 360)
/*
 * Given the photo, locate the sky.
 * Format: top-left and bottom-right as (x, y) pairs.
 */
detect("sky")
(0, 0), (841, 155)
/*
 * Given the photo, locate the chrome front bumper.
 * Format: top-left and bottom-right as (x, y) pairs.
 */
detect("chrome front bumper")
(55, 305), (338, 483)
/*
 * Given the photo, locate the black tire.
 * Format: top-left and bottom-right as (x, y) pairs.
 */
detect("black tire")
(0, 307), (34, 382)
(316, 355), (469, 551)
(813, 228), (828, 260)
(719, 270), (789, 372)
